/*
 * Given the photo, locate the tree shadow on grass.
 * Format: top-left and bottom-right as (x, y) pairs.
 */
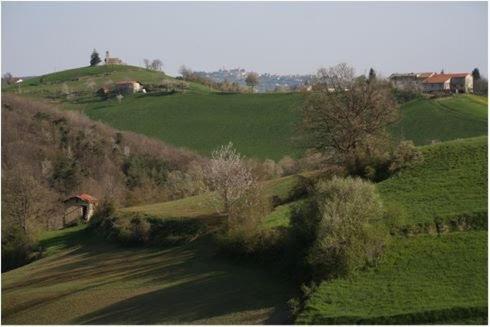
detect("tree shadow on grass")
(75, 269), (292, 324)
(4, 230), (295, 324)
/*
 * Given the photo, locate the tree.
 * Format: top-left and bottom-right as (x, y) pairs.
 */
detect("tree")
(472, 68), (481, 81)
(299, 63), (399, 173)
(90, 49), (101, 67)
(368, 68), (376, 82)
(2, 72), (13, 85)
(150, 59), (163, 71)
(143, 59), (150, 69)
(245, 72), (259, 92)
(179, 65), (193, 80)
(203, 142), (256, 218)
(474, 78), (488, 96)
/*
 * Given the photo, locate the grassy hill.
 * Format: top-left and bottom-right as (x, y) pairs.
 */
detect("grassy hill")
(390, 96), (487, 145)
(121, 173), (314, 228)
(2, 226), (295, 324)
(5, 65), (486, 160)
(84, 92), (303, 160)
(378, 136), (487, 226)
(297, 231), (488, 324)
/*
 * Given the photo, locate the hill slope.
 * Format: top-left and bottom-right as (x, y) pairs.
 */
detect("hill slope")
(2, 226), (294, 324)
(297, 231), (487, 324)
(390, 96), (487, 145)
(378, 136), (487, 225)
(6, 66), (487, 160)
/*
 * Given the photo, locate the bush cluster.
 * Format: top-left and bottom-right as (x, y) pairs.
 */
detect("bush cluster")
(290, 177), (389, 281)
(89, 202), (205, 247)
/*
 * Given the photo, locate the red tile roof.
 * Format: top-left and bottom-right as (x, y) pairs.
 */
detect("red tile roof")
(423, 73), (470, 84)
(448, 73), (470, 78)
(65, 193), (98, 204)
(423, 74), (452, 84)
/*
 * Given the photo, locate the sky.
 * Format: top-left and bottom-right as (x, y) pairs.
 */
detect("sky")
(2, 1), (488, 77)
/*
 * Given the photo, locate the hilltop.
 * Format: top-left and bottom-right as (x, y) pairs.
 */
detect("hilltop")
(4, 65), (487, 160)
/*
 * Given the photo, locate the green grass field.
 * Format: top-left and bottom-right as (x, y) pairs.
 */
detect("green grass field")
(6, 66), (487, 160)
(378, 136), (487, 225)
(297, 231), (488, 324)
(390, 96), (487, 145)
(122, 173), (312, 225)
(2, 226), (295, 324)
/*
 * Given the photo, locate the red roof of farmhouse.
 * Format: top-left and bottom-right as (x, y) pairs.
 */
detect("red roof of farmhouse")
(423, 73), (470, 84)
(423, 74), (452, 84)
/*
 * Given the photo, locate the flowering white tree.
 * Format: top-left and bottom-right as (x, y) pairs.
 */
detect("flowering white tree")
(204, 142), (255, 216)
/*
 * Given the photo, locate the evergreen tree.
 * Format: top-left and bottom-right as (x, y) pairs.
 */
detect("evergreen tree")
(368, 68), (376, 82)
(472, 68), (481, 81)
(90, 49), (101, 67)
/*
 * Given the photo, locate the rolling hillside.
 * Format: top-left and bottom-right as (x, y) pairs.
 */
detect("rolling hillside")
(378, 136), (487, 225)
(390, 96), (487, 145)
(5, 65), (487, 160)
(2, 226), (295, 324)
(297, 231), (488, 324)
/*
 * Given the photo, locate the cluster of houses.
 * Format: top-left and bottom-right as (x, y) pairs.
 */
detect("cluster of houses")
(389, 72), (473, 93)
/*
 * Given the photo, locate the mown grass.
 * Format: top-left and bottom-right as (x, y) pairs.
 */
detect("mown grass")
(2, 225), (295, 324)
(390, 96), (487, 145)
(378, 136), (487, 225)
(297, 231), (488, 324)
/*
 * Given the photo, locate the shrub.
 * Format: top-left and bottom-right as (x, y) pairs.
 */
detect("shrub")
(292, 177), (388, 281)
(278, 156), (300, 176)
(1, 228), (38, 272)
(389, 140), (424, 173)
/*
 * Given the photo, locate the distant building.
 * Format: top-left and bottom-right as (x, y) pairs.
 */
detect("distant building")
(63, 193), (98, 226)
(104, 50), (123, 65)
(422, 73), (473, 93)
(422, 74), (451, 92)
(115, 80), (143, 94)
(389, 72), (435, 90)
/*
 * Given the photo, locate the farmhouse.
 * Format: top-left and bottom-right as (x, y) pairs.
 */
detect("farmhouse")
(63, 193), (98, 226)
(389, 72), (435, 90)
(422, 73), (473, 93)
(104, 50), (123, 65)
(115, 80), (143, 94)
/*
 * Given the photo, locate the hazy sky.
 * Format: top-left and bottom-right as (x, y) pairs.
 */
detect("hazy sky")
(2, 1), (488, 77)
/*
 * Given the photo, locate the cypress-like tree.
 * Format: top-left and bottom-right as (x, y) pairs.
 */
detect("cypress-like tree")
(368, 68), (376, 82)
(90, 49), (101, 67)
(472, 68), (481, 81)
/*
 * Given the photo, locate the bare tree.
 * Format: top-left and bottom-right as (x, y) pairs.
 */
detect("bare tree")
(2, 72), (13, 85)
(315, 63), (355, 90)
(245, 72), (259, 92)
(179, 65), (193, 80)
(143, 59), (150, 69)
(299, 63), (399, 173)
(150, 59), (163, 71)
(2, 170), (57, 233)
(203, 142), (256, 216)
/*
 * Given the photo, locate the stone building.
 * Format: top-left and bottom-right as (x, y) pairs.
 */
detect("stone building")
(104, 51), (123, 65)
(63, 193), (98, 226)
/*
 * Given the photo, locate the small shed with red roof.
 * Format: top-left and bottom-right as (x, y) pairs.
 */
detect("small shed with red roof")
(63, 193), (98, 226)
